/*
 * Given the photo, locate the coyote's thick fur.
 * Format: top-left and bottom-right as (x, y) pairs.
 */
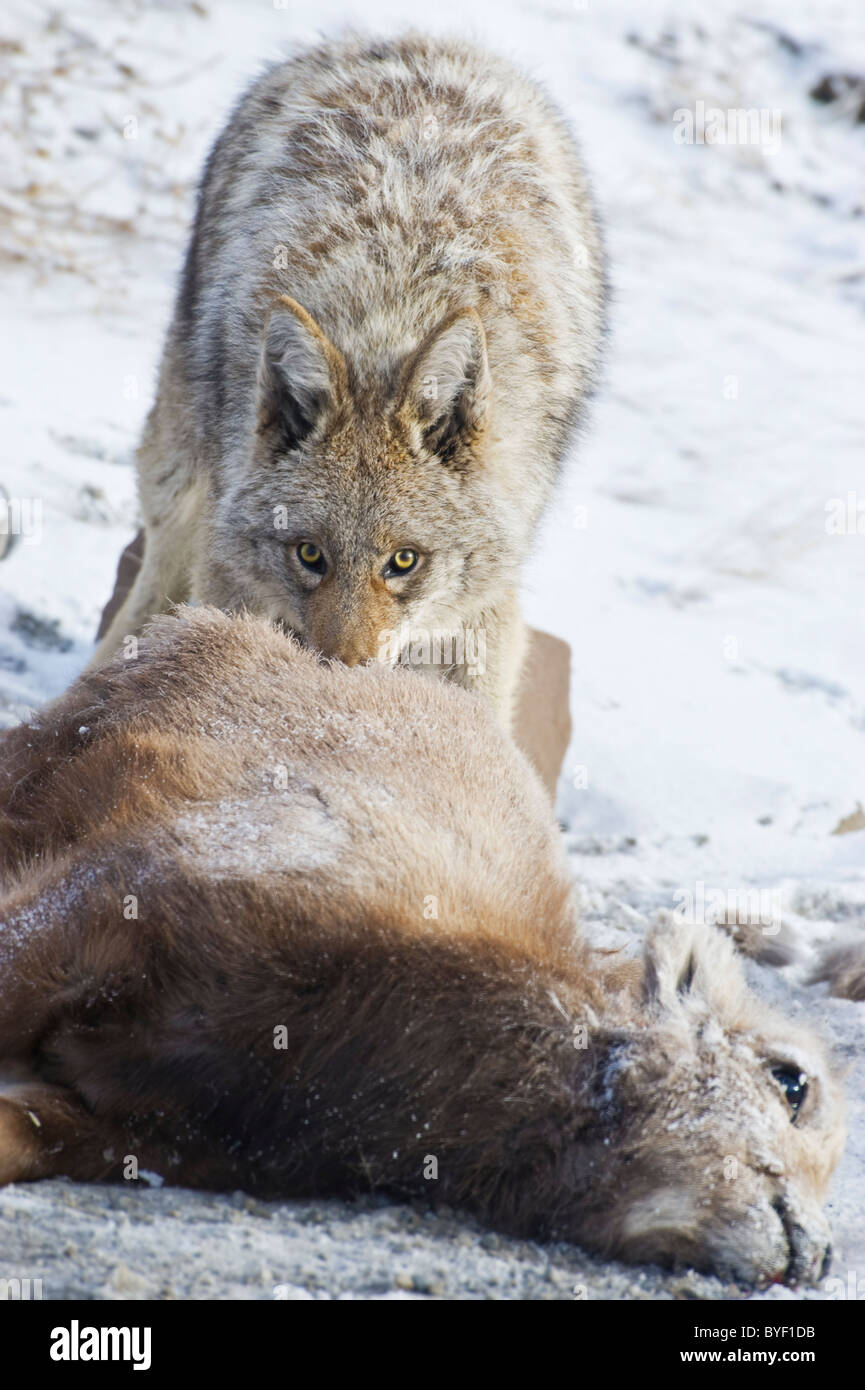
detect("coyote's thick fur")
(0, 610), (844, 1284)
(90, 33), (606, 726)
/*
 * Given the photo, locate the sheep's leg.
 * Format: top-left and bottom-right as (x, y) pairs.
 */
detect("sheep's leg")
(810, 939), (865, 1001)
(0, 885), (148, 1187)
(0, 1071), (121, 1185)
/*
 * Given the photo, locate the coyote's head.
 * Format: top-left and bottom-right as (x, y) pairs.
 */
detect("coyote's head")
(212, 296), (522, 669)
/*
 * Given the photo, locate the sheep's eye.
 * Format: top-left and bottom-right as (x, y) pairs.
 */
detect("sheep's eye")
(387, 549), (418, 575)
(297, 542), (325, 573)
(771, 1065), (808, 1120)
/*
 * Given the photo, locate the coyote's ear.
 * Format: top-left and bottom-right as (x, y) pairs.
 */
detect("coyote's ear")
(257, 296), (347, 449)
(398, 308), (491, 461)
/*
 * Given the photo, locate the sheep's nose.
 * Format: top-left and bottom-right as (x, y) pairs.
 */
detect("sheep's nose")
(786, 1231), (832, 1287)
(774, 1198), (833, 1287)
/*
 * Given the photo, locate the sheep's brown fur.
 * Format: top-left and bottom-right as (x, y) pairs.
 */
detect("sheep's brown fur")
(0, 609), (845, 1284)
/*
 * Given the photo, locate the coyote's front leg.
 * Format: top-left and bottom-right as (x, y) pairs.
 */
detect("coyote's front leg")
(87, 385), (208, 669)
(87, 500), (201, 670)
(444, 590), (528, 733)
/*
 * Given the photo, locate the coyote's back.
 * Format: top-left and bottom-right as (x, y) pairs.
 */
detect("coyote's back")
(179, 32), (604, 468)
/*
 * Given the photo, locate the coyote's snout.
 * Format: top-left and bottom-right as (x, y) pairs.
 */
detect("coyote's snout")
(0, 609), (844, 1284)
(89, 33), (607, 726)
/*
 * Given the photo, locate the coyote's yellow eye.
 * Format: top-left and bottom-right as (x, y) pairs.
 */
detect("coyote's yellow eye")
(297, 542), (324, 572)
(390, 549), (418, 573)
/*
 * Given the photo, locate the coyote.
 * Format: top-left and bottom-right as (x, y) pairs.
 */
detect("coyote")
(0, 609), (843, 1283)
(91, 33), (606, 726)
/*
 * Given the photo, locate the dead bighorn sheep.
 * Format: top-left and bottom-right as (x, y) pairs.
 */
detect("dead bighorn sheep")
(0, 609), (844, 1284)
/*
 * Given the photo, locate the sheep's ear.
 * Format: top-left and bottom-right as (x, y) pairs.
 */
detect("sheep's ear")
(257, 296), (347, 449)
(643, 921), (698, 1012)
(643, 918), (746, 1014)
(398, 308), (491, 462)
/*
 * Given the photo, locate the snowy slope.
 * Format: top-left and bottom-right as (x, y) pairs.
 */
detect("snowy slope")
(0, 0), (863, 1299)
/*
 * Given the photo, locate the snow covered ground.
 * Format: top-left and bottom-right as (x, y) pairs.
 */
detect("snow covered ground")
(0, 0), (863, 1299)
